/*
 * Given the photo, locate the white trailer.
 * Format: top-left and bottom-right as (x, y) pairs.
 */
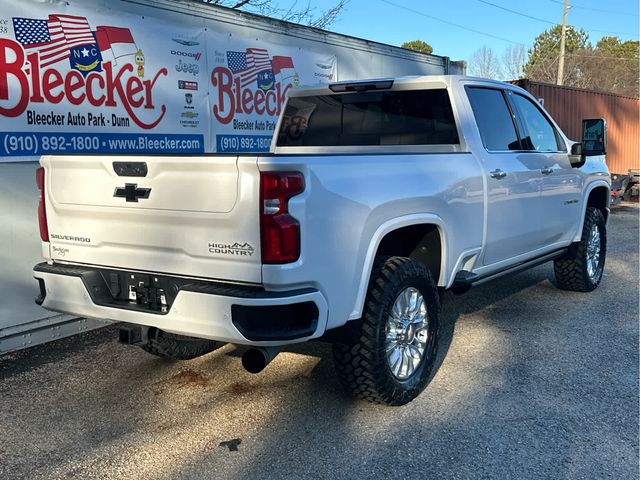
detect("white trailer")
(0, 0), (464, 353)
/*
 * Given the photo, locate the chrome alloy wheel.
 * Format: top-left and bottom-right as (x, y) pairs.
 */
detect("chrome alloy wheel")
(586, 223), (601, 279)
(385, 287), (429, 380)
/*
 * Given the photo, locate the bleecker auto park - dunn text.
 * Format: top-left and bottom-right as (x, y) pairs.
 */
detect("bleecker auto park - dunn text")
(26, 111), (130, 127)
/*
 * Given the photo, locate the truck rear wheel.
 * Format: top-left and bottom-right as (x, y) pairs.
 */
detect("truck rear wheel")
(332, 256), (440, 406)
(554, 206), (607, 292)
(139, 329), (219, 360)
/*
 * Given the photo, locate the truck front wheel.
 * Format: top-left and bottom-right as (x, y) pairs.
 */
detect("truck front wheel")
(332, 256), (440, 406)
(139, 329), (219, 360)
(554, 206), (607, 292)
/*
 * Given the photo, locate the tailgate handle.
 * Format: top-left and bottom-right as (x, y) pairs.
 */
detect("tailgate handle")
(113, 162), (148, 177)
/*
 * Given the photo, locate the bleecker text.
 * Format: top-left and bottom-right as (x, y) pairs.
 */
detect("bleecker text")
(0, 38), (168, 129)
(210, 67), (290, 124)
(27, 111), (65, 126)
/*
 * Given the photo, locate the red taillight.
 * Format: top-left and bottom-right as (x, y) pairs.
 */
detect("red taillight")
(36, 167), (49, 242)
(260, 172), (304, 264)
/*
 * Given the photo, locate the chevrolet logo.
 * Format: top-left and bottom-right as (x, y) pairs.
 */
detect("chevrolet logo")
(114, 183), (151, 202)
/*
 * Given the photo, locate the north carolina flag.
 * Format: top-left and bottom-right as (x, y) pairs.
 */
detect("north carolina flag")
(95, 26), (137, 62)
(271, 56), (294, 75)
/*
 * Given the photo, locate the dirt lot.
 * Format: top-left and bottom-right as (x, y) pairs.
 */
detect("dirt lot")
(1, 203), (638, 480)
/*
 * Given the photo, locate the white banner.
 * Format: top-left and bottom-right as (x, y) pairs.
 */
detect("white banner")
(0, 0), (337, 160)
(207, 32), (336, 153)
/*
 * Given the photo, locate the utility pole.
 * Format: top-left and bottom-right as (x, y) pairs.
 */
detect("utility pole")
(556, 0), (570, 85)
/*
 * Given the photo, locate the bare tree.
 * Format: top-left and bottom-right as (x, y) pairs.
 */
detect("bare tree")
(502, 45), (526, 80)
(201, 0), (349, 29)
(564, 47), (639, 96)
(468, 46), (502, 79)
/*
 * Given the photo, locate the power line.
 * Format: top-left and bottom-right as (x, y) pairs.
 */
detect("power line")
(478, 0), (555, 25)
(549, 0), (639, 17)
(379, 0), (525, 45)
(566, 53), (638, 61)
(588, 29), (635, 36)
(480, 0), (635, 36)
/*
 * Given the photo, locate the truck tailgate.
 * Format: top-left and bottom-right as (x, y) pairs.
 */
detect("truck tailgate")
(41, 155), (262, 284)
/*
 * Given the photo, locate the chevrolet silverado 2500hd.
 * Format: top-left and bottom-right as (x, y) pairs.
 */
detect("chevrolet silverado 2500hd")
(33, 76), (610, 405)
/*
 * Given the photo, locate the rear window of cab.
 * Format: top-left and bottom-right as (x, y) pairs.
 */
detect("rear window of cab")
(276, 89), (459, 147)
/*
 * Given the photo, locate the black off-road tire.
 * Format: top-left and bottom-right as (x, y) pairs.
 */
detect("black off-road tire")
(332, 256), (440, 406)
(554, 206), (607, 292)
(139, 329), (219, 360)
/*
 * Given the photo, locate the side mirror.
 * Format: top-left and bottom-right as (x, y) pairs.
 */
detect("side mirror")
(569, 118), (607, 168)
(582, 118), (607, 156)
(569, 142), (584, 168)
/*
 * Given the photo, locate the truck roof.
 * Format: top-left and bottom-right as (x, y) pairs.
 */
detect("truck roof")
(290, 75), (526, 97)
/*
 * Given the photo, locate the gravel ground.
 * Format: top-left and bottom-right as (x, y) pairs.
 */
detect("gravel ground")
(1, 203), (638, 480)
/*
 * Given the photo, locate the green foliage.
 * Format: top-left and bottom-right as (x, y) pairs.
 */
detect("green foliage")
(401, 40), (434, 55)
(523, 25), (639, 96)
(596, 37), (639, 60)
(596, 36), (620, 51)
(524, 24), (588, 80)
(588, 37), (639, 97)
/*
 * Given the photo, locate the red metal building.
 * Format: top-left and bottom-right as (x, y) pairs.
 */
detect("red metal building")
(514, 80), (639, 175)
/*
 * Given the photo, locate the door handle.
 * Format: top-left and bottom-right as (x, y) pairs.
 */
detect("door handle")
(541, 167), (553, 175)
(490, 169), (507, 179)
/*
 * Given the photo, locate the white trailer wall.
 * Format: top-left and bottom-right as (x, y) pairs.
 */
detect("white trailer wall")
(0, 162), (109, 352)
(0, 0), (464, 352)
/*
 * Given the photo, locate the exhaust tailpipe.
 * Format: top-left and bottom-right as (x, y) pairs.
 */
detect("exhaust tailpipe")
(242, 347), (280, 374)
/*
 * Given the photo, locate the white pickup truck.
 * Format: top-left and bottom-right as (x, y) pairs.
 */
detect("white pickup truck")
(33, 76), (609, 405)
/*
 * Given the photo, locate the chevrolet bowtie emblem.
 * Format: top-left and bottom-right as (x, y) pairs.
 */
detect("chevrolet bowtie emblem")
(114, 183), (151, 202)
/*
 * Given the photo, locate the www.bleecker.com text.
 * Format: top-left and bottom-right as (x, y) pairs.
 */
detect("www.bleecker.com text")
(26, 111), (131, 127)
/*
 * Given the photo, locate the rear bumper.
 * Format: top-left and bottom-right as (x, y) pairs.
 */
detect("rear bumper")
(33, 263), (328, 346)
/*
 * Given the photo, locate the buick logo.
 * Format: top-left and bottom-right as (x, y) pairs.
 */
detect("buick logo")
(114, 183), (151, 202)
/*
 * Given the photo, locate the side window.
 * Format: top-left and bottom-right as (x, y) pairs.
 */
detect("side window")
(511, 94), (564, 152)
(466, 87), (520, 151)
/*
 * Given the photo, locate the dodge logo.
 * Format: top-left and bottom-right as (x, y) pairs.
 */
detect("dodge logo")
(114, 183), (151, 202)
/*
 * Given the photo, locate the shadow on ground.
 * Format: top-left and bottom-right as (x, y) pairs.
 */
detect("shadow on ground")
(0, 204), (637, 480)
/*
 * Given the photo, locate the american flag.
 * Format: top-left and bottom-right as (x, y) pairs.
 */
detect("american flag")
(227, 48), (272, 87)
(12, 14), (96, 68)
